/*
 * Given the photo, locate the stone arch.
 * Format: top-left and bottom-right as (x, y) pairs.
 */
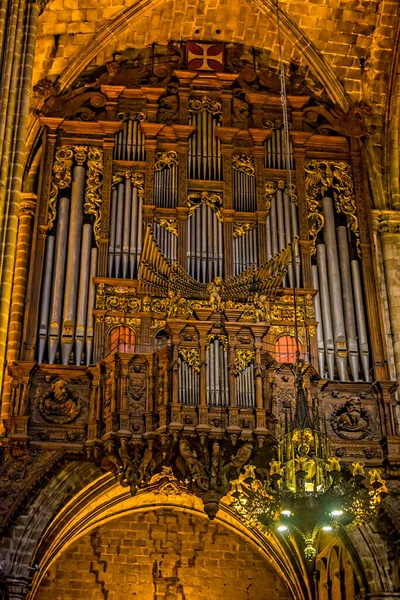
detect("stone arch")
(26, 474), (309, 600)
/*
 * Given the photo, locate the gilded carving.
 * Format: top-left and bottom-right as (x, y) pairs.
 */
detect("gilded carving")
(206, 333), (228, 350)
(265, 181), (277, 214)
(232, 154), (255, 176)
(155, 150), (178, 172)
(187, 191), (223, 221)
(233, 222), (256, 238)
(305, 160), (360, 256)
(154, 217), (178, 236)
(179, 348), (201, 373)
(84, 146), (104, 245)
(105, 316), (141, 334)
(48, 147), (74, 230)
(112, 170), (145, 198)
(233, 350), (255, 375)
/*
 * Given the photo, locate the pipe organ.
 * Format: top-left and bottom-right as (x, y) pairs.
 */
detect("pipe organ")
(10, 41), (396, 470)
(114, 112), (146, 162)
(188, 97), (222, 180)
(108, 171), (143, 278)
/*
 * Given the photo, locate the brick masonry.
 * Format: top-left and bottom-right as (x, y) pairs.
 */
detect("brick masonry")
(34, 509), (293, 599)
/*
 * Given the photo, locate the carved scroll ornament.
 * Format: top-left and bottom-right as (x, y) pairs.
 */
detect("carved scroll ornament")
(112, 170), (145, 198)
(187, 191), (223, 222)
(188, 96), (222, 117)
(232, 154), (255, 176)
(155, 150), (178, 172)
(304, 160), (360, 256)
(49, 145), (104, 245)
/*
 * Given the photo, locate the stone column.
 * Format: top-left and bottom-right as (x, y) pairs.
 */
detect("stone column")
(373, 211), (400, 386)
(0, 195), (36, 432)
(0, 0), (46, 397)
(4, 577), (30, 600)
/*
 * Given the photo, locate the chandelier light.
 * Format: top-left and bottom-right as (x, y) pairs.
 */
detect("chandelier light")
(231, 374), (388, 560)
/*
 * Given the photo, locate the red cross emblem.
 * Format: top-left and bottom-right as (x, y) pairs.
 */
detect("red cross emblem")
(186, 42), (225, 73)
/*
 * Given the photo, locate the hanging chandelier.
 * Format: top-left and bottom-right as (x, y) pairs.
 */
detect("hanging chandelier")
(230, 372), (388, 559)
(229, 5), (387, 558)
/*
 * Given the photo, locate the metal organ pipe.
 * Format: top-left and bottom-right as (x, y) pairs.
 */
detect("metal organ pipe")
(189, 110), (221, 180)
(351, 260), (370, 381)
(114, 182), (124, 278)
(108, 187), (117, 276)
(48, 196), (70, 364)
(312, 264), (326, 377)
(316, 243), (335, 380)
(336, 225), (359, 380)
(75, 224), (92, 366)
(38, 235), (55, 363)
(122, 178), (132, 278)
(61, 165), (86, 365)
(86, 247), (97, 365)
(321, 196), (348, 381)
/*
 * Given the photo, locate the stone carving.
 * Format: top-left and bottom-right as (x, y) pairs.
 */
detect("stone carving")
(89, 432), (264, 519)
(330, 397), (371, 440)
(36, 379), (82, 424)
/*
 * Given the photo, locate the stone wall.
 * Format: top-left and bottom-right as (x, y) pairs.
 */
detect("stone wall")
(33, 509), (292, 600)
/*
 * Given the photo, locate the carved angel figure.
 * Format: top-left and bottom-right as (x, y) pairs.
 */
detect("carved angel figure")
(207, 277), (223, 311)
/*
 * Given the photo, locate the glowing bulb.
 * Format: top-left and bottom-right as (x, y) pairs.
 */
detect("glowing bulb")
(277, 525), (288, 532)
(330, 510), (343, 517)
(281, 510), (292, 517)
(322, 526), (333, 532)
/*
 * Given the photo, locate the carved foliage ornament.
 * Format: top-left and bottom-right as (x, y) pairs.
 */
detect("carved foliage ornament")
(117, 111), (147, 123)
(265, 180), (297, 214)
(206, 333), (228, 350)
(233, 222), (256, 239)
(155, 150), (178, 172)
(232, 154), (254, 176)
(188, 96), (222, 117)
(303, 101), (371, 139)
(154, 217), (178, 236)
(48, 146), (104, 245)
(112, 170), (145, 198)
(179, 348), (201, 373)
(187, 191), (223, 222)
(233, 349), (255, 375)
(304, 160), (360, 256)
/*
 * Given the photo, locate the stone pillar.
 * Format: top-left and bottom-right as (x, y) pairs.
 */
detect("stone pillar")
(4, 577), (30, 600)
(373, 211), (400, 386)
(0, 195), (36, 432)
(0, 0), (45, 397)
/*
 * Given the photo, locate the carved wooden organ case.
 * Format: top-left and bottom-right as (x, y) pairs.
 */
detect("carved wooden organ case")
(6, 43), (398, 501)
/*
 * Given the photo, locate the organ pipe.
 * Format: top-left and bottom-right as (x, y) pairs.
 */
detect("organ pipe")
(188, 204), (223, 282)
(265, 129), (294, 170)
(316, 243), (335, 380)
(267, 187), (300, 286)
(234, 228), (258, 276)
(48, 196), (70, 364)
(337, 225), (359, 380)
(61, 165), (86, 365)
(236, 365), (255, 408)
(109, 180), (142, 279)
(233, 169), (256, 212)
(179, 359), (199, 404)
(153, 223), (177, 262)
(312, 264), (326, 377)
(75, 224), (92, 366)
(38, 235), (55, 363)
(351, 260), (370, 381)
(154, 164), (178, 207)
(205, 340), (229, 406)
(189, 111), (221, 180)
(321, 196), (347, 381)
(86, 248), (98, 365)
(114, 116), (145, 161)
